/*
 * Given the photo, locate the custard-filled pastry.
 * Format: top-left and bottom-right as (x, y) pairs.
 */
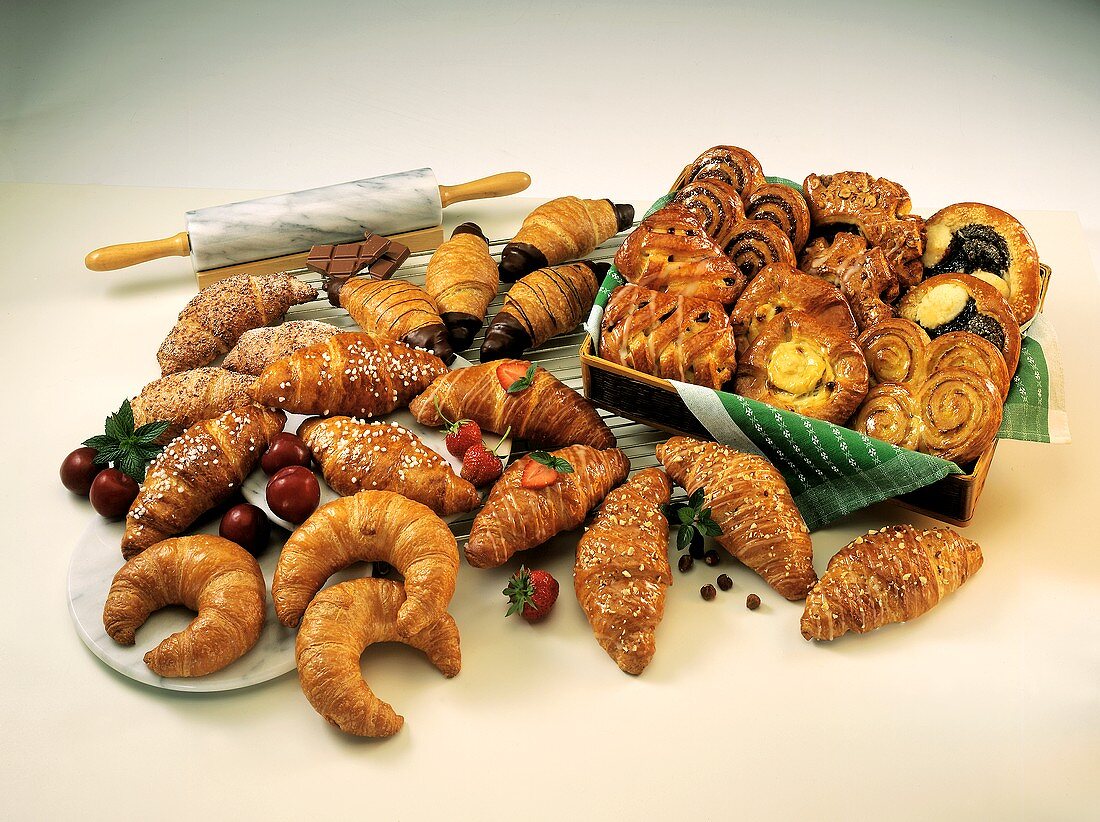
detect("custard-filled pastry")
(574, 468), (672, 675)
(465, 446), (629, 569)
(723, 219), (798, 281)
(480, 261), (604, 361)
(424, 222), (500, 350)
(339, 277), (454, 364)
(656, 437), (816, 600)
(409, 359), (615, 450)
(744, 183), (811, 253)
(131, 367), (255, 440)
(122, 404), (285, 559)
(296, 578), (460, 737)
(729, 263), (857, 358)
(801, 525), (983, 641)
(670, 145), (766, 200)
(104, 535), (266, 677)
(736, 311), (869, 425)
(897, 273), (1021, 375)
(614, 205), (746, 307)
(669, 179), (745, 247)
(499, 196), (634, 282)
(800, 234), (898, 331)
(222, 320), (340, 376)
(157, 273), (317, 375)
(297, 417), (480, 516)
(273, 490), (459, 635)
(599, 285), (736, 389)
(249, 332), (447, 419)
(923, 202), (1041, 324)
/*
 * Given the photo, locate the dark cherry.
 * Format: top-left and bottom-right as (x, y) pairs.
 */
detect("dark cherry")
(89, 468), (139, 520)
(60, 447), (104, 496)
(261, 432), (312, 476)
(266, 465), (320, 524)
(220, 503), (271, 556)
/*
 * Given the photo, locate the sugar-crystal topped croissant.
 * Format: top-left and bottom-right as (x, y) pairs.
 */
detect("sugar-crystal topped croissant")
(339, 277), (454, 364)
(222, 320), (340, 376)
(131, 367), (255, 440)
(424, 223), (500, 350)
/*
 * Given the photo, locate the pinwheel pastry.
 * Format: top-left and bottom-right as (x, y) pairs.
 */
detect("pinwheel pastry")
(735, 310), (869, 425)
(480, 261), (604, 361)
(923, 202), (1041, 324)
(744, 183), (811, 253)
(424, 223), (500, 350)
(668, 179), (745, 247)
(157, 273), (317, 375)
(297, 417), (480, 516)
(122, 404), (285, 559)
(273, 490), (459, 636)
(574, 467), (672, 675)
(599, 285), (736, 389)
(498, 196), (634, 282)
(801, 525), (983, 641)
(613, 205), (746, 307)
(729, 262), (857, 358)
(103, 535), (266, 677)
(670, 145), (767, 200)
(222, 320), (340, 375)
(656, 437), (817, 600)
(131, 367), (255, 440)
(723, 219), (798, 281)
(800, 233), (899, 331)
(339, 277), (454, 364)
(465, 445), (629, 569)
(249, 332), (447, 419)
(296, 578), (461, 737)
(409, 359), (615, 450)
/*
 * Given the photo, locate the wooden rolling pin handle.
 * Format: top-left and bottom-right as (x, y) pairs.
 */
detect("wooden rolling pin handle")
(84, 232), (191, 271)
(438, 171), (531, 209)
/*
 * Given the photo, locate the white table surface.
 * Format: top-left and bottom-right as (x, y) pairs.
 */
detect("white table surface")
(1, 181), (1097, 820)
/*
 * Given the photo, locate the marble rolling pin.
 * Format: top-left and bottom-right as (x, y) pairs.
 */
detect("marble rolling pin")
(85, 168), (530, 285)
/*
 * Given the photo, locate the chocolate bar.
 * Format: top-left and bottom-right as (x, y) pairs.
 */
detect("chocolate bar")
(369, 239), (410, 279)
(310, 233), (411, 307)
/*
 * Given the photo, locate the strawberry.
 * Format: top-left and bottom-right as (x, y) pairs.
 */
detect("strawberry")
(496, 360), (537, 393)
(460, 427), (511, 487)
(504, 566), (559, 623)
(444, 419), (481, 459)
(519, 451), (574, 490)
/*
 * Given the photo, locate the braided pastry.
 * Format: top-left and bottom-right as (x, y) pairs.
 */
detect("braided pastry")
(669, 179), (744, 247)
(339, 277), (454, 364)
(671, 145), (766, 199)
(723, 219), (797, 281)
(745, 183), (811, 252)
(424, 222), (500, 350)
(801, 525), (983, 641)
(800, 234), (898, 330)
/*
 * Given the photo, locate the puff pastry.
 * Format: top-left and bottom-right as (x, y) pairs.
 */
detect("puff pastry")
(339, 277), (454, 364)
(723, 219), (798, 281)
(671, 145), (766, 199)
(800, 233), (898, 331)
(744, 183), (811, 252)
(222, 320), (340, 376)
(131, 367), (255, 440)
(424, 222), (500, 350)
(669, 179), (745, 247)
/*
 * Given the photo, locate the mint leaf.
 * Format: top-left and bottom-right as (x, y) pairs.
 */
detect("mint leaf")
(677, 525), (694, 551)
(677, 507), (695, 525)
(506, 362), (538, 394)
(689, 488), (706, 508)
(134, 421), (170, 441)
(529, 452), (573, 474)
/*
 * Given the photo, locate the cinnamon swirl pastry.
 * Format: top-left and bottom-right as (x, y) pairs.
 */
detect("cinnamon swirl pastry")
(851, 384), (923, 451)
(857, 318), (930, 387)
(745, 183), (811, 253)
(800, 234), (898, 331)
(723, 220), (797, 281)
(671, 145), (766, 200)
(925, 332), (1011, 400)
(669, 180), (744, 247)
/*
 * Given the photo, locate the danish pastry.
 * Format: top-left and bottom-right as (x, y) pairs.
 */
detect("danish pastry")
(668, 179), (744, 247)
(671, 145), (766, 199)
(800, 234), (898, 331)
(723, 219), (798, 281)
(744, 183), (811, 252)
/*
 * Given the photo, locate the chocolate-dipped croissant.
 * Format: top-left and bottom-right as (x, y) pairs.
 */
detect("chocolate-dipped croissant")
(424, 223), (500, 350)
(339, 277), (454, 364)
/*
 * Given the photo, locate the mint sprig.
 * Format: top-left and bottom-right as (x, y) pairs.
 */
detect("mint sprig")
(83, 400), (170, 484)
(506, 362), (538, 394)
(667, 488), (722, 551)
(528, 451), (574, 474)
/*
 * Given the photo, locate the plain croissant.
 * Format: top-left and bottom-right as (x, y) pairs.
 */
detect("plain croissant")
(103, 535), (266, 677)
(131, 367), (256, 440)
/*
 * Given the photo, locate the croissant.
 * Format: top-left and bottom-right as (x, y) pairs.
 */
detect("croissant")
(297, 416), (480, 516)
(222, 320), (340, 376)
(656, 437), (817, 600)
(122, 404), (285, 559)
(801, 525), (983, 641)
(465, 445), (630, 569)
(296, 578), (461, 737)
(131, 367), (255, 441)
(339, 277), (454, 364)
(574, 467), (672, 675)
(499, 196), (634, 282)
(670, 145), (766, 199)
(248, 332), (447, 419)
(103, 535), (266, 677)
(480, 261), (604, 361)
(408, 359), (615, 450)
(156, 273), (316, 375)
(422, 223), (500, 350)
(272, 490), (459, 636)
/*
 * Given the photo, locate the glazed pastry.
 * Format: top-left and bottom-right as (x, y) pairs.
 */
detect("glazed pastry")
(669, 179), (745, 247)
(723, 219), (798, 281)
(104, 535), (266, 677)
(925, 332), (1011, 399)
(465, 445), (629, 569)
(424, 222), (500, 350)
(849, 383), (923, 451)
(800, 234), (898, 331)
(156, 273), (316, 375)
(599, 284), (737, 389)
(863, 215), (925, 290)
(249, 332), (447, 419)
(729, 262), (857, 357)
(339, 277), (454, 364)
(296, 578), (460, 737)
(480, 261), (604, 361)
(801, 525), (983, 641)
(897, 273), (1021, 375)
(670, 145), (766, 199)
(409, 359), (615, 449)
(574, 468), (672, 675)
(656, 437), (817, 600)
(498, 196), (634, 282)
(297, 416), (480, 516)
(122, 404), (285, 559)
(222, 320), (340, 376)
(614, 205), (746, 307)
(736, 311), (869, 425)
(273, 490), (459, 635)
(744, 183), (811, 252)
(131, 367), (255, 440)
(857, 318), (931, 387)
(923, 202), (1041, 324)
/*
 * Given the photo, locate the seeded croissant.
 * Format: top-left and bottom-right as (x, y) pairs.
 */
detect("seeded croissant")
(222, 320), (340, 376)
(131, 367), (255, 440)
